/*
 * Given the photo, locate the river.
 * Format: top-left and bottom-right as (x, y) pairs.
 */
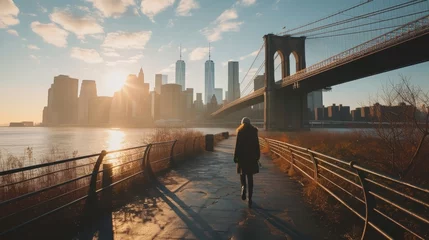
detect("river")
(0, 127), (365, 166)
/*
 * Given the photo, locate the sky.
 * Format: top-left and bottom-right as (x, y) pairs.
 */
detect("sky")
(0, 0), (428, 124)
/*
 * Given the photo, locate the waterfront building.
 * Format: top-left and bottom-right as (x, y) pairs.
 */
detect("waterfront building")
(78, 80), (97, 125)
(160, 84), (183, 120)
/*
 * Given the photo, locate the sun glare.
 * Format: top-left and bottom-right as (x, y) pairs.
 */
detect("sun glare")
(104, 70), (127, 94)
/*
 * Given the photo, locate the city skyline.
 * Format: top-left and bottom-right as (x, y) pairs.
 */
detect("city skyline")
(1, 0), (429, 124)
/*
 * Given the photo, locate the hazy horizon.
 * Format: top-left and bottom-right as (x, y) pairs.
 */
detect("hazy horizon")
(1, 0), (429, 124)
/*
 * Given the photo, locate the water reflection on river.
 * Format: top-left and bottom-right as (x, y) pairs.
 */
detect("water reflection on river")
(0, 127), (234, 160)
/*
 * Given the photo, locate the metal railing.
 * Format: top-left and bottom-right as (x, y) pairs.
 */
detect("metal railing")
(0, 133), (226, 237)
(282, 15), (429, 87)
(259, 137), (429, 239)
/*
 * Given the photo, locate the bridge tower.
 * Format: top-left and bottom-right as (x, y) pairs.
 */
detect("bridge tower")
(264, 34), (308, 130)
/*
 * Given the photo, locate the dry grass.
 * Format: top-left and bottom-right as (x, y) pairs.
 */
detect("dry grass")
(263, 130), (429, 239)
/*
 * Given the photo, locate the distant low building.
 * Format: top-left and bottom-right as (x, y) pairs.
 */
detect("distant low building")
(9, 121), (34, 127)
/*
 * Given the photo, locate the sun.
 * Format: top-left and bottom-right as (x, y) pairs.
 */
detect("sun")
(104, 69), (127, 94)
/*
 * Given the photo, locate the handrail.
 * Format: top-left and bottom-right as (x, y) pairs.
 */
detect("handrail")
(261, 137), (429, 239)
(0, 132), (228, 237)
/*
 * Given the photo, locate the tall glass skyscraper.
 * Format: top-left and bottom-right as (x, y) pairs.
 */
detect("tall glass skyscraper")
(205, 59), (215, 104)
(228, 61), (240, 101)
(175, 45), (186, 91)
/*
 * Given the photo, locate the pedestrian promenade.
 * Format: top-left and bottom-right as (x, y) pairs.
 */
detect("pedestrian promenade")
(101, 137), (330, 239)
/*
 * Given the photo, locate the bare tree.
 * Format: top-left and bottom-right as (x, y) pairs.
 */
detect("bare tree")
(370, 76), (429, 179)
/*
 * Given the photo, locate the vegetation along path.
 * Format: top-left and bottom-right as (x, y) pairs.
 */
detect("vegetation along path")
(88, 137), (332, 240)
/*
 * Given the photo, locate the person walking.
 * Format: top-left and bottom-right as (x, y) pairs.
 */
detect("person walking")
(234, 117), (260, 208)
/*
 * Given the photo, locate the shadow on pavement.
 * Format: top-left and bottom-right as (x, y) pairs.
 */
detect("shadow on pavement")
(153, 180), (223, 240)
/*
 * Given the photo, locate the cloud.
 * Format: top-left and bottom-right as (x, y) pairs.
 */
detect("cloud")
(239, 49), (259, 61)
(70, 47), (103, 63)
(103, 49), (120, 57)
(31, 21), (69, 47)
(6, 29), (18, 36)
(90, 34), (104, 40)
(256, 12), (262, 17)
(200, 8), (243, 42)
(129, 54), (143, 61)
(0, 0), (20, 29)
(102, 31), (152, 49)
(28, 44), (40, 50)
(50, 8), (103, 39)
(133, 8), (140, 16)
(87, 0), (135, 18)
(222, 59), (234, 67)
(240, 0), (256, 6)
(140, 0), (175, 22)
(160, 63), (175, 73)
(105, 54), (144, 66)
(25, 13), (37, 17)
(189, 47), (211, 61)
(167, 18), (175, 28)
(176, 0), (199, 16)
(38, 3), (48, 13)
(158, 41), (173, 52)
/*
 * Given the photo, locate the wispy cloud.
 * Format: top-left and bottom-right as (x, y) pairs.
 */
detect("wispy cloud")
(239, 49), (259, 60)
(37, 2), (48, 13)
(167, 18), (176, 28)
(160, 63), (175, 73)
(31, 21), (69, 47)
(176, 0), (199, 16)
(50, 7), (104, 39)
(158, 41), (173, 52)
(106, 54), (144, 66)
(6, 29), (18, 36)
(70, 47), (103, 63)
(27, 44), (40, 50)
(0, 0), (20, 29)
(256, 12), (262, 17)
(200, 8), (243, 42)
(240, 0), (256, 6)
(189, 47), (211, 61)
(222, 59), (234, 67)
(87, 0), (135, 18)
(103, 48), (120, 57)
(102, 31), (152, 49)
(140, 0), (175, 22)
(29, 54), (40, 63)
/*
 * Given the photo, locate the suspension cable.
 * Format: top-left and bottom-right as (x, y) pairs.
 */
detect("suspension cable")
(239, 43), (265, 85)
(307, 24), (404, 39)
(306, 9), (429, 37)
(279, 0), (372, 35)
(290, 0), (425, 36)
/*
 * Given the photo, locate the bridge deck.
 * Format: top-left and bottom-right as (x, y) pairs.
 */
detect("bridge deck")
(92, 137), (331, 239)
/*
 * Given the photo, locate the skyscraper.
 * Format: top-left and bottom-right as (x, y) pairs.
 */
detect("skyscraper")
(214, 88), (223, 105)
(307, 90), (323, 114)
(175, 45), (186, 91)
(228, 61), (240, 101)
(155, 74), (168, 94)
(205, 44), (215, 104)
(78, 80), (97, 125)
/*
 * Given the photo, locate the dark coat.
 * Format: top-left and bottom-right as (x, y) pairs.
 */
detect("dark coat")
(234, 123), (260, 175)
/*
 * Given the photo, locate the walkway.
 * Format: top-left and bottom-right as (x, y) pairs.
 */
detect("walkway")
(103, 137), (330, 239)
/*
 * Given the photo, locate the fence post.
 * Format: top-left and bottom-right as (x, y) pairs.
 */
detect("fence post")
(289, 147), (295, 165)
(193, 137), (197, 153)
(205, 134), (214, 151)
(308, 149), (318, 181)
(101, 163), (112, 210)
(170, 140), (178, 167)
(350, 161), (375, 240)
(144, 144), (155, 181)
(88, 150), (107, 201)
